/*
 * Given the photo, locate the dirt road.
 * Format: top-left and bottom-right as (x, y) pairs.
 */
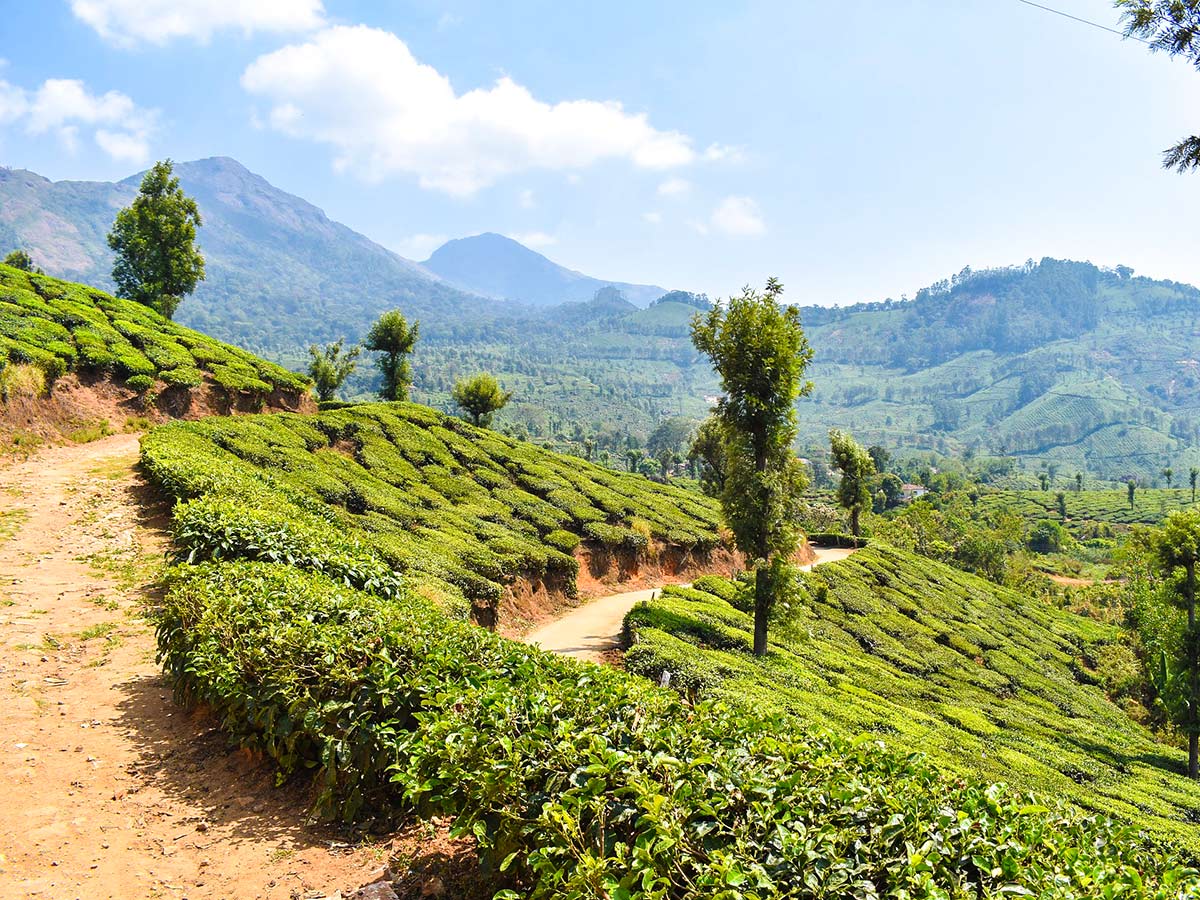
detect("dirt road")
(0, 434), (419, 899)
(524, 544), (859, 662)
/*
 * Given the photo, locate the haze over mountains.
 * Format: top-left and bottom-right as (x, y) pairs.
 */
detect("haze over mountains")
(4, 155), (1200, 479)
(422, 233), (667, 308)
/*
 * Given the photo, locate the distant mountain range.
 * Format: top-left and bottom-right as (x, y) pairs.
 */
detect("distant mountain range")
(0, 158), (669, 354)
(5, 156), (1199, 479)
(422, 233), (667, 308)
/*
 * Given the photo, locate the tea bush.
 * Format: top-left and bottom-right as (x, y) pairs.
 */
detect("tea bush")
(158, 560), (1199, 899)
(143, 402), (724, 613)
(0, 263), (307, 398)
(624, 546), (1200, 853)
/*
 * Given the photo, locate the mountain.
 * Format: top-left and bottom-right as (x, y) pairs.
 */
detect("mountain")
(422, 232), (668, 308)
(0, 158), (496, 353)
(408, 258), (1200, 482)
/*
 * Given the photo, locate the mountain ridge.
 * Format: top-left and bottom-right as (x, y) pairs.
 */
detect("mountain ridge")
(422, 231), (669, 308)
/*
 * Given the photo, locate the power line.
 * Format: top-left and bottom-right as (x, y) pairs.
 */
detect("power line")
(1010, 0), (1152, 45)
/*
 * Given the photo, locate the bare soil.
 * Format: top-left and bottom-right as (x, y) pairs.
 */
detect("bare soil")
(0, 434), (476, 900)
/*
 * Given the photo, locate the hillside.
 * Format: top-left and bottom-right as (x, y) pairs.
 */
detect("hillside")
(0, 264), (312, 442)
(623, 544), (1200, 852)
(141, 402), (726, 623)
(139, 404), (1198, 896)
(413, 258), (1200, 482)
(0, 158), (496, 352)
(422, 232), (668, 308)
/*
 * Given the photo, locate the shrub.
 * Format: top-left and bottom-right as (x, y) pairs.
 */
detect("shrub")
(125, 374), (155, 393)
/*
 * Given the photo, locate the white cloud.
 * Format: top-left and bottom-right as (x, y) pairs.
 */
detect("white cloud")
(395, 233), (449, 261)
(710, 195), (766, 237)
(657, 177), (691, 197)
(0, 77), (155, 163)
(507, 230), (557, 249)
(241, 25), (697, 195)
(687, 218), (710, 236)
(642, 211), (662, 225)
(703, 142), (746, 163)
(71, 0), (325, 46)
(518, 188), (536, 209)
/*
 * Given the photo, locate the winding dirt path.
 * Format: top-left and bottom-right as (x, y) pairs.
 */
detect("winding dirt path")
(524, 545), (859, 662)
(0, 434), (428, 900)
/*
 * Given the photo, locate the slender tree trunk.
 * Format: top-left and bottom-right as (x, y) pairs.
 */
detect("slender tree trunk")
(850, 506), (861, 539)
(753, 564), (770, 657)
(1190, 561), (1198, 779)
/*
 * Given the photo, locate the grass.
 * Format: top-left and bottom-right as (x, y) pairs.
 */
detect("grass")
(0, 508), (27, 546)
(623, 544), (1200, 853)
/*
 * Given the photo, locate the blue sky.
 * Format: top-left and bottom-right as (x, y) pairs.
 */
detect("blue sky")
(2, 1), (1199, 305)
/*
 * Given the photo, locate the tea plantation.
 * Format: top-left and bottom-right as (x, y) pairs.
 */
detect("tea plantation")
(0, 263), (307, 396)
(623, 545), (1200, 853)
(142, 402), (723, 617)
(141, 404), (1200, 897)
(976, 488), (1198, 535)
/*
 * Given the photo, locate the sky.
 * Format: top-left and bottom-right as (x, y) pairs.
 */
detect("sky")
(1, 0), (1199, 305)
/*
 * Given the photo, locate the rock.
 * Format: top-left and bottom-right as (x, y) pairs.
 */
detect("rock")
(349, 883), (398, 900)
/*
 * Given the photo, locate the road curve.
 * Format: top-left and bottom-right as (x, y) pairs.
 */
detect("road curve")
(524, 544), (859, 663)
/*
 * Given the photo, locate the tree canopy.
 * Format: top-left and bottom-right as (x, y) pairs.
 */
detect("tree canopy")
(107, 159), (205, 320)
(3, 250), (40, 273)
(365, 310), (419, 401)
(1119, 0), (1200, 171)
(452, 372), (513, 427)
(307, 339), (360, 402)
(830, 429), (876, 538)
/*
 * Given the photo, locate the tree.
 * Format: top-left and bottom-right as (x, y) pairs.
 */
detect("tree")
(107, 159), (205, 319)
(691, 277), (813, 657)
(1056, 491), (1067, 521)
(830, 429), (876, 538)
(1154, 510), (1200, 778)
(1128, 478), (1138, 510)
(1075, 472), (1083, 493)
(1120, 1), (1200, 172)
(3, 249), (41, 273)
(452, 372), (512, 427)
(307, 339), (360, 402)
(1192, 466), (1199, 503)
(879, 472), (904, 509)
(1038, 472), (1049, 492)
(365, 310), (419, 401)
(687, 415), (728, 497)
(867, 444), (891, 473)
(1166, 467), (1175, 489)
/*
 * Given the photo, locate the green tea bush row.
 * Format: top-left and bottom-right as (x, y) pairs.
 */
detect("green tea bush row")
(0, 263), (308, 396)
(622, 548), (1200, 854)
(142, 403), (724, 613)
(158, 559), (1200, 899)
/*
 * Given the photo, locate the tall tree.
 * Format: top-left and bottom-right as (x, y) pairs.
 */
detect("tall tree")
(307, 339), (360, 402)
(830, 429), (876, 538)
(1192, 466), (1199, 503)
(687, 415), (728, 497)
(1056, 491), (1067, 522)
(107, 160), (205, 320)
(1075, 472), (1084, 493)
(1154, 510), (1200, 778)
(1166, 467), (1176, 489)
(365, 310), (419, 401)
(452, 372), (513, 427)
(1119, 1), (1200, 171)
(1129, 478), (1138, 510)
(691, 278), (813, 657)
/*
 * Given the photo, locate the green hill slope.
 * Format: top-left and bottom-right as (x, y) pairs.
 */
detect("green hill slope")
(143, 406), (1198, 896)
(0, 263), (308, 405)
(623, 545), (1200, 851)
(142, 402), (723, 618)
